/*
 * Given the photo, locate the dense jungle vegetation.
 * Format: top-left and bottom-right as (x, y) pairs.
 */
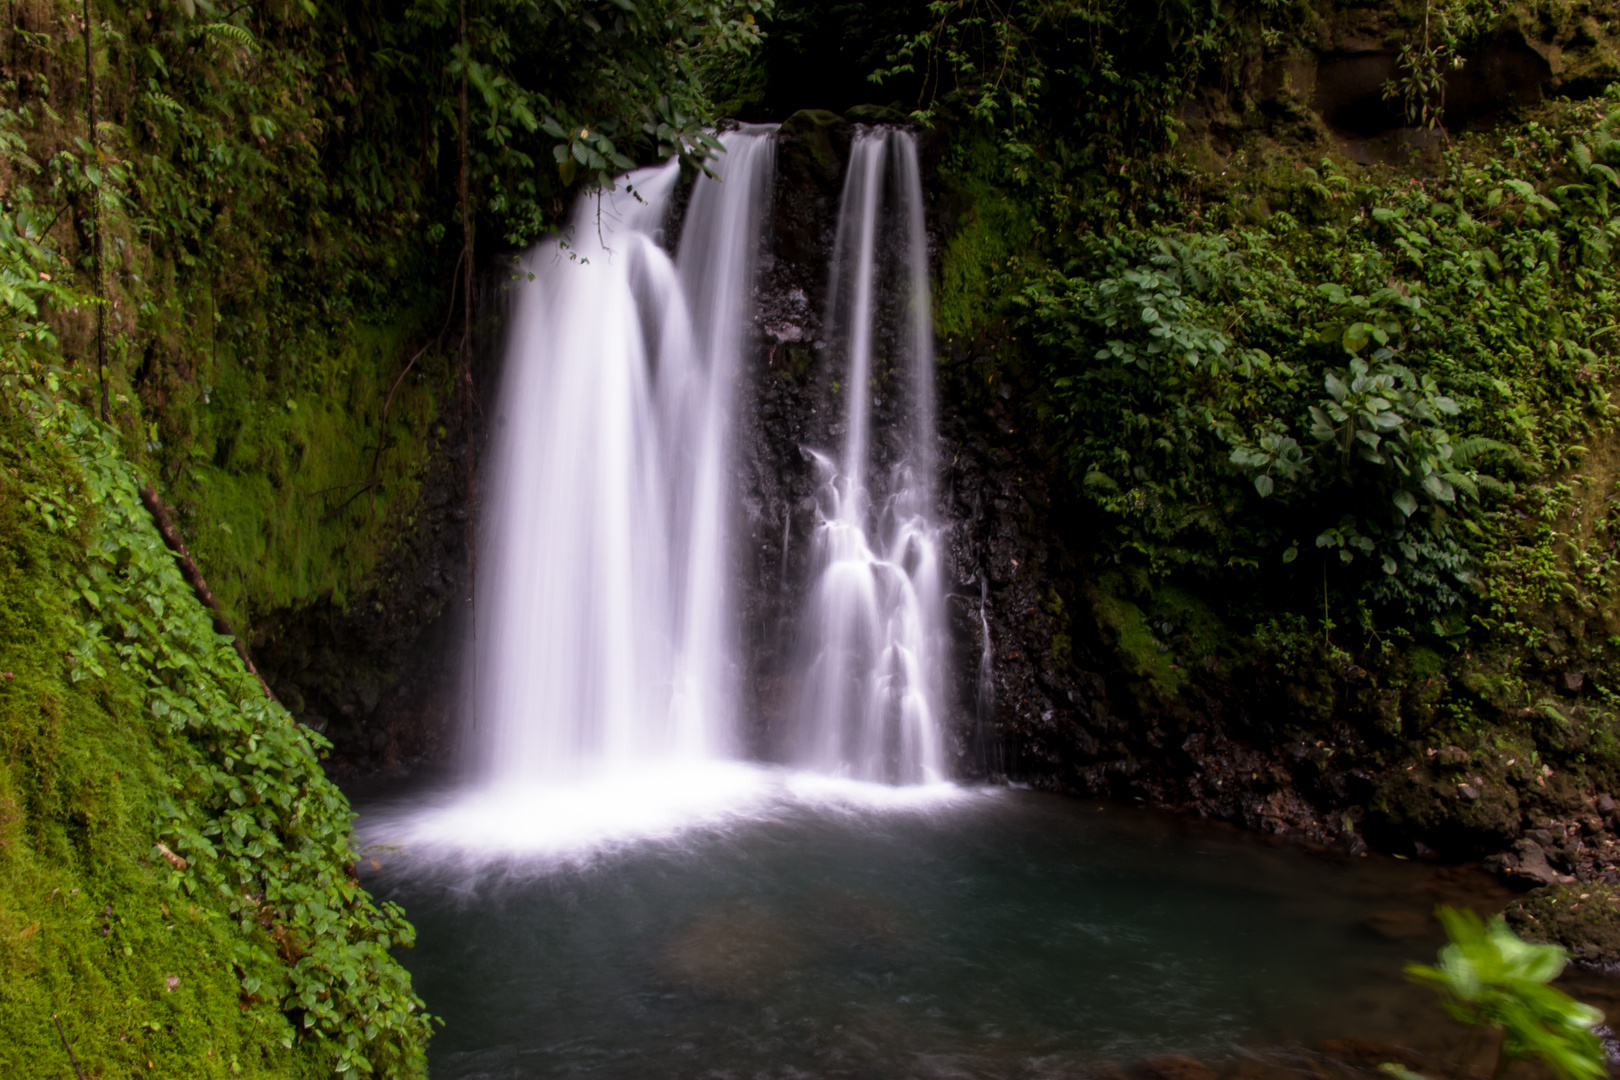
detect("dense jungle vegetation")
(0, 0), (765, 1073)
(898, 0), (1620, 861)
(7, 0), (1620, 1072)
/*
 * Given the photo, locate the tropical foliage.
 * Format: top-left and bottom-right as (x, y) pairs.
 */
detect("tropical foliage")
(1, 0), (770, 1072)
(1407, 907), (1607, 1080)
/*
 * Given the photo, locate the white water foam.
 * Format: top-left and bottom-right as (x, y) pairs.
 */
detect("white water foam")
(358, 764), (981, 871)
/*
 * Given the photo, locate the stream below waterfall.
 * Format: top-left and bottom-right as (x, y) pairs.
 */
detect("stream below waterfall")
(354, 778), (1614, 1080)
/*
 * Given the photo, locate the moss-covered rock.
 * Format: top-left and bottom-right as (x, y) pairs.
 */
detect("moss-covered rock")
(1506, 883), (1620, 967)
(777, 109), (851, 185)
(1366, 760), (1523, 858)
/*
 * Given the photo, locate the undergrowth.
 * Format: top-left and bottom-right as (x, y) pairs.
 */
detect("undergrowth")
(1, 19), (433, 1065)
(0, 384), (432, 1074)
(906, 0), (1620, 802)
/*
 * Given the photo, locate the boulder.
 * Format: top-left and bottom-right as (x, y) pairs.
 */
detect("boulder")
(1490, 838), (1570, 890)
(1506, 884), (1620, 967)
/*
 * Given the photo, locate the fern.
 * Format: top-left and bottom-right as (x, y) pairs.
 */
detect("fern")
(141, 91), (185, 118)
(199, 22), (256, 49)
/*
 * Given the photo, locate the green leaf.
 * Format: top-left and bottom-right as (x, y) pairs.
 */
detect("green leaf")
(1409, 908), (1605, 1080)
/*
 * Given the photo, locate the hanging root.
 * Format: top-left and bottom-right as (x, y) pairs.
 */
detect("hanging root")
(138, 484), (279, 706)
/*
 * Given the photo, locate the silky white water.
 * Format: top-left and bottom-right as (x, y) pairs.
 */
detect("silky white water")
(362, 125), (960, 867)
(468, 128), (775, 791)
(793, 128), (947, 784)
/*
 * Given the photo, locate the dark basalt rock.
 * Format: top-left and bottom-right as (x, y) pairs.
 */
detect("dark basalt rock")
(731, 110), (848, 759)
(251, 423), (471, 777)
(1489, 838), (1568, 890)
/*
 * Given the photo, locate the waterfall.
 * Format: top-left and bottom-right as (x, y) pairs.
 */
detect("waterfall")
(792, 128), (947, 785)
(468, 128), (776, 788)
(974, 576), (1002, 777)
(363, 124), (966, 867)
(977, 578), (995, 727)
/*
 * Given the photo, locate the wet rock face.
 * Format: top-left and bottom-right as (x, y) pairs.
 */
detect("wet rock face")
(732, 109), (852, 759)
(250, 293), (503, 781)
(252, 427), (472, 777)
(734, 110), (978, 764)
(932, 345), (1099, 783)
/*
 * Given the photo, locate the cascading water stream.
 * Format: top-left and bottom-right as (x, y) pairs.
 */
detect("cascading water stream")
(793, 128), (947, 785)
(362, 124), (960, 866)
(470, 129), (775, 788)
(353, 129), (785, 860)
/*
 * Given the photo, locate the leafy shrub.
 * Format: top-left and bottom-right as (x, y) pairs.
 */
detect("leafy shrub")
(1012, 89), (1620, 624)
(1406, 906), (1606, 1080)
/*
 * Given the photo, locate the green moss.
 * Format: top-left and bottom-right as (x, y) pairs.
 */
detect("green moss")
(160, 313), (449, 629)
(0, 408), (309, 1075)
(1092, 574), (1226, 697)
(935, 138), (1037, 342)
(1458, 669), (1528, 712)
(778, 109), (847, 176)
(1045, 588), (1074, 670)
(1407, 647), (1446, 682)
(0, 396), (429, 1076)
